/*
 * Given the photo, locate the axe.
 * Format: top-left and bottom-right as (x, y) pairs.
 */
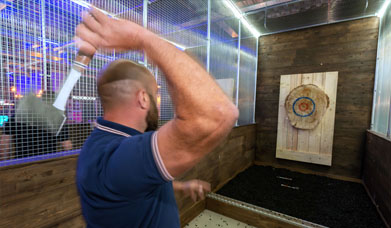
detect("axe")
(15, 52), (93, 136)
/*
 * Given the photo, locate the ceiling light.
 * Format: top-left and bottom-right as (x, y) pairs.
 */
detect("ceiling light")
(70, 0), (115, 18)
(222, 0), (261, 37)
(241, 17), (261, 37)
(377, 0), (390, 18)
(222, 0), (243, 19)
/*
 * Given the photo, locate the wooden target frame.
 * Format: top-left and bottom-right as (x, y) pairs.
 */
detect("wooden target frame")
(276, 72), (338, 166)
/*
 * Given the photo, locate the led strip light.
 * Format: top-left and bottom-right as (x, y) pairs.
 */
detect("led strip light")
(207, 193), (329, 228)
(222, 0), (261, 37)
(377, 0), (390, 17)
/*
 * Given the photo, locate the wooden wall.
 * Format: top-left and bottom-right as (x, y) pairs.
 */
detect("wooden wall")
(0, 156), (81, 228)
(363, 131), (391, 227)
(255, 17), (379, 179)
(0, 124), (256, 228)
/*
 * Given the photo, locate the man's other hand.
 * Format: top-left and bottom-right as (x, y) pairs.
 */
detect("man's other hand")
(174, 180), (211, 202)
(61, 140), (73, 151)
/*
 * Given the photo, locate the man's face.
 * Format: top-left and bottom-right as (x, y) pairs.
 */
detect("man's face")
(145, 93), (159, 131)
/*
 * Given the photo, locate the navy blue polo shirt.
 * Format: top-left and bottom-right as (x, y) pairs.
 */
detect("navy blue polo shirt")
(76, 118), (180, 228)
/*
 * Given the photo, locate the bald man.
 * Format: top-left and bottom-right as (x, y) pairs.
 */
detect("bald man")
(76, 8), (238, 228)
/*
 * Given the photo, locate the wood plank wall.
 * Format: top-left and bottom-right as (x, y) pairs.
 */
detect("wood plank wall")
(255, 17), (379, 179)
(0, 124), (256, 228)
(363, 131), (391, 227)
(0, 156), (81, 228)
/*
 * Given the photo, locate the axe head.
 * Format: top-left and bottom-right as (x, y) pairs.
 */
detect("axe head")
(15, 93), (67, 136)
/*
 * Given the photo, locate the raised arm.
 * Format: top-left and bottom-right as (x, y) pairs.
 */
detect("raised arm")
(76, 8), (238, 177)
(142, 33), (238, 177)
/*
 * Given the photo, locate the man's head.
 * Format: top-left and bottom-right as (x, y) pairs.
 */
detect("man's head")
(98, 59), (158, 132)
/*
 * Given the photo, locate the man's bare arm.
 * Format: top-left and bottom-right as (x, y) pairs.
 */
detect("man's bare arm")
(142, 34), (238, 176)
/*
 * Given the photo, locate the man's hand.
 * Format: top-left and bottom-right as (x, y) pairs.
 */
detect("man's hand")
(61, 140), (73, 151)
(173, 180), (211, 202)
(75, 7), (149, 55)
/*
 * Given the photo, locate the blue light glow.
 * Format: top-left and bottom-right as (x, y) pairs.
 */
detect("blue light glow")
(0, 116), (9, 127)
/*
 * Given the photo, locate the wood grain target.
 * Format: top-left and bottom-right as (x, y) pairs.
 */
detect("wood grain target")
(285, 84), (329, 130)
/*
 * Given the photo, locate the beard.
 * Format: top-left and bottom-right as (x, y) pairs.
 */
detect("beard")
(145, 94), (159, 131)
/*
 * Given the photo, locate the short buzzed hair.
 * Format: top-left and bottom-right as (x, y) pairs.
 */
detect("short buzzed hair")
(98, 59), (155, 111)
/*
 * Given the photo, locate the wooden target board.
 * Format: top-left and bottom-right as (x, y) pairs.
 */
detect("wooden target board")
(276, 72), (338, 166)
(285, 84), (329, 130)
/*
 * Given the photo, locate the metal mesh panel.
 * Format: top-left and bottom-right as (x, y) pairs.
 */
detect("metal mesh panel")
(147, 0), (208, 126)
(0, 0), (144, 166)
(0, 0), (258, 166)
(238, 24), (257, 125)
(0, 0), (45, 163)
(210, 1), (239, 104)
(372, 1), (391, 138)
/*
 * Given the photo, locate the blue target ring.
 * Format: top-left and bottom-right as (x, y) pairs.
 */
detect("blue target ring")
(292, 97), (316, 117)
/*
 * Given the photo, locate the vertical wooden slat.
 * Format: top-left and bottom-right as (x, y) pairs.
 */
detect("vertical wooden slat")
(276, 75), (291, 152)
(292, 75), (302, 151)
(308, 73), (325, 153)
(286, 75), (295, 150)
(286, 74), (302, 151)
(297, 74), (312, 153)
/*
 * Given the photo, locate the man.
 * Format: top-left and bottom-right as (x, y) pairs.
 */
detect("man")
(76, 8), (238, 228)
(0, 91), (72, 160)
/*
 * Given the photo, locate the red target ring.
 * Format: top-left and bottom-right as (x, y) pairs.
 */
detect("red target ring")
(298, 102), (309, 111)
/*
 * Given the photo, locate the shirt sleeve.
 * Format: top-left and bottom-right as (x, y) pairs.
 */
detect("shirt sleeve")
(106, 131), (174, 197)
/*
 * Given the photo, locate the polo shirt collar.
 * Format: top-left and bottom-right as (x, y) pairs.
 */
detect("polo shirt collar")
(96, 117), (142, 136)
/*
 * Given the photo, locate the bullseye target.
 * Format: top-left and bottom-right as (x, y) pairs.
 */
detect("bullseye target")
(285, 84), (329, 130)
(292, 97), (316, 117)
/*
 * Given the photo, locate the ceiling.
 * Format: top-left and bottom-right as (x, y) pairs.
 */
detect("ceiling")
(233, 0), (386, 34)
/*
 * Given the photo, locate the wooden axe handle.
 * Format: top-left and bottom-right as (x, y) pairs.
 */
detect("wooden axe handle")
(52, 51), (94, 111)
(73, 51), (93, 72)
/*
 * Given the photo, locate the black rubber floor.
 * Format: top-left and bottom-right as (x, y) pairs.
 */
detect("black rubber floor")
(217, 165), (385, 228)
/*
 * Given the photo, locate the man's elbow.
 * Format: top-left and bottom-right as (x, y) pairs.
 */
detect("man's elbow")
(212, 103), (239, 132)
(229, 105), (239, 123)
(222, 102), (239, 123)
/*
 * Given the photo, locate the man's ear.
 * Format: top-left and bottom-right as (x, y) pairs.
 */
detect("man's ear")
(137, 90), (149, 110)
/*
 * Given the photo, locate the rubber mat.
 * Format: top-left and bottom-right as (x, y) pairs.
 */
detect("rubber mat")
(217, 165), (385, 228)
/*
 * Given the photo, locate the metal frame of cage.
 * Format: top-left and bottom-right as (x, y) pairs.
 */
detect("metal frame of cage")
(371, 0), (391, 139)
